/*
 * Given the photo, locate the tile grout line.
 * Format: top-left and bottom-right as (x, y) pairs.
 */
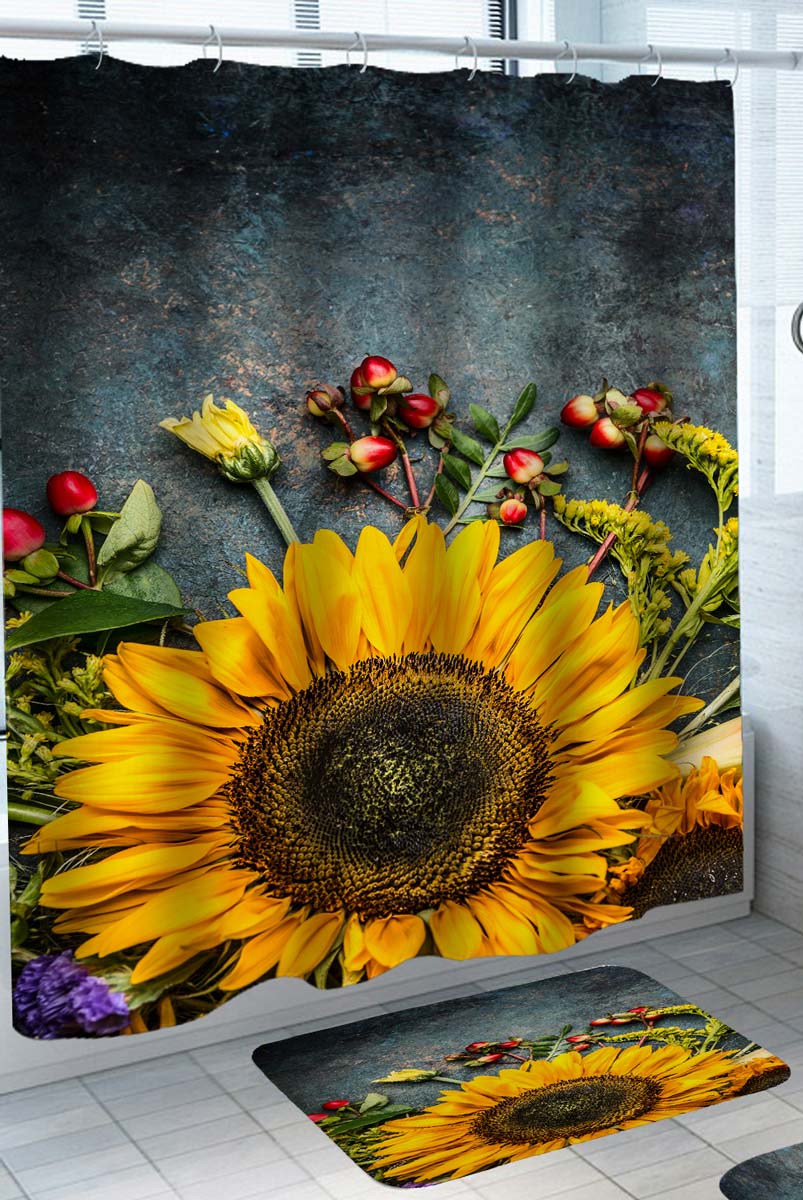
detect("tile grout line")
(0, 1152), (36, 1200)
(74, 1086), (185, 1200)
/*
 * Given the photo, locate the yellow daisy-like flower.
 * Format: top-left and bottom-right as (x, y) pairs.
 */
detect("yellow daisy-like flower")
(25, 518), (700, 992)
(371, 1046), (783, 1183)
(160, 395), (279, 483)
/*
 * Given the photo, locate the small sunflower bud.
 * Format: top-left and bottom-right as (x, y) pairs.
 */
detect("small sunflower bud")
(306, 384), (344, 418)
(46, 470), (98, 516)
(397, 393), (441, 430)
(322, 1099), (350, 1111)
(503, 448), (545, 485)
(632, 386), (668, 414)
(360, 355), (397, 390)
(589, 417), (626, 450)
(499, 497), (528, 526)
(3, 508), (46, 562)
(348, 436), (397, 473)
(560, 394), (598, 428)
(643, 434), (674, 469)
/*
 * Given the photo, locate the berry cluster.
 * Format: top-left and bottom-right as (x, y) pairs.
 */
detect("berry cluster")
(561, 381), (675, 471)
(3, 472), (100, 597)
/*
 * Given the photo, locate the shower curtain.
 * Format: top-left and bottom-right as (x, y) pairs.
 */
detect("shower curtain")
(1, 57), (742, 1038)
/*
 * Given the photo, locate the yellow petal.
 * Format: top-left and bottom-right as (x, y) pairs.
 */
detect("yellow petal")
(430, 521), (500, 655)
(353, 526), (412, 656)
(401, 520), (447, 651)
(468, 539), (561, 666)
(469, 893), (540, 956)
(219, 913), (307, 990)
(231, 554), (313, 691)
(40, 843), (213, 908)
(194, 617), (288, 699)
(294, 532), (361, 670)
(53, 755), (231, 811)
(276, 911), (344, 977)
(116, 643), (250, 728)
(364, 915), (427, 967)
(429, 901), (485, 960)
(505, 572), (603, 694)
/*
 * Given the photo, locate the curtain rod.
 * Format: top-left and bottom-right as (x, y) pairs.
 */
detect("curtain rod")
(0, 21), (800, 71)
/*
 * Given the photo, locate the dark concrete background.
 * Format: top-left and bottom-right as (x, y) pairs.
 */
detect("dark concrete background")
(0, 59), (737, 701)
(254, 965), (758, 1115)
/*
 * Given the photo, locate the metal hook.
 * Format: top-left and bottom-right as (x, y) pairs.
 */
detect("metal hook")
(556, 40), (578, 84)
(636, 46), (652, 75)
(347, 32), (369, 73)
(650, 45), (663, 86)
(202, 25), (223, 73)
(455, 35), (479, 81)
(792, 302), (803, 356)
(86, 20), (105, 70)
(714, 48), (739, 87)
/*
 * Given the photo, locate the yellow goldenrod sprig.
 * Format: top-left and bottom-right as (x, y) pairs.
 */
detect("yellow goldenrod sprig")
(553, 497), (688, 648)
(653, 420), (738, 515)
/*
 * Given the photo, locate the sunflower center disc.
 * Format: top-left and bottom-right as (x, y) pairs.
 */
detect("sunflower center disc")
(472, 1074), (664, 1145)
(226, 651), (554, 918)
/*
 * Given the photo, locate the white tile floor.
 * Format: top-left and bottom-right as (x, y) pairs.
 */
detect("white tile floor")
(3, 912), (803, 1200)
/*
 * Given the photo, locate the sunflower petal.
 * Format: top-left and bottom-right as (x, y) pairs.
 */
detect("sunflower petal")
(276, 911), (344, 977)
(364, 915), (427, 967)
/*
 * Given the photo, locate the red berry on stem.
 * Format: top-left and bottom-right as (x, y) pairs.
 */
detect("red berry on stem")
(350, 365), (373, 410)
(631, 387), (668, 415)
(3, 508), (46, 561)
(348, 435), (398, 473)
(360, 355), (397, 390)
(322, 1100), (350, 1111)
(642, 434), (674, 469)
(560, 394), (598, 428)
(589, 417), (626, 450)
(503, 448), (545, 485)
(397, 393), (441, 430)
(46, 471), (98, 516)
(499, 497), (528, 526)
(307, 1113), (329, 1123)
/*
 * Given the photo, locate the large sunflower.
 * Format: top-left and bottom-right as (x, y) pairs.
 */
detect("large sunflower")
(371, 1045), (785, 1183)
(25, 518), (700, 991)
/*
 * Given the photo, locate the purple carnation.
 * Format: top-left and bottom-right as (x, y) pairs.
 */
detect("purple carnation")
(13, 951), (130, 1039)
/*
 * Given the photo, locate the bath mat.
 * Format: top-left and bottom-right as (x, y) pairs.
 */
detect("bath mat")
(720, 1145), (803, 1199)
(253, 966), (789, 1188)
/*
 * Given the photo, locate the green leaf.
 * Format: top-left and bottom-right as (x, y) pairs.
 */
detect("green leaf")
(499, 428), (560, 454)
(369, 394), (389, 423)
(473, 487), (505, 503)
(537, 480), (562, 496)
(441, 454), (472, 491)
(547, 459), (569, 475)
(330, 1106), (416, 1134)
(329, 459), (358, 477)
(359, 1092), (389, 1114)
(508, 382), (537, 429)
(450, 428), (486, 466)
(96, 481), (162, 583)
(428, 428), (448, 449)
(321, 441), (349, 461)
(469, 403), (501, 444)
(378, 375), (412, 396)
(434, 474), (460, 516)
(106, 561), (183, 607)
(428, 373), (450, 406)
(4, 590), (186, 651)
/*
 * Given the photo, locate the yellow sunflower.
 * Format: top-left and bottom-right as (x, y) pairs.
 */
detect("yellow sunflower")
(606, 743), (743, 917)
(25, 518), (700, 992)
(371, 1045), (784, 1183)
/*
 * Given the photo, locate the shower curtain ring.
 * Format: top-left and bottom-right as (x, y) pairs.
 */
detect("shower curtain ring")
(202, 25), (223, 73)
(455, 36), (479, 81)
(556, 40), (578, 85)
(650, 45), (663, 86)
(637, 45), (654, 76)
(86, 20), (105, 70)
(347, 32), (369, 73)
(715, 48), (739, 87)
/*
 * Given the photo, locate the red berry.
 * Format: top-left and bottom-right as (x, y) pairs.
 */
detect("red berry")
(348, 435), (397, 473)
(3, 508), (46, 562)
(571, 1043), (592, 1052)
(499, 497), (528, 526)
(360, 355), (397, 390)
(465, 1041), (491, 1053)
(503, 448), (545, 485)
(589, 417), (626, 450)
(350, 365), (373, 410)
(631, 387), (668, 414)
(397, 393), (441, 430)
(46, 471), (98, 517)
(307, 1113), (329, 1123)
(628, 1007), (649, 1014)
(497, 1039), (522, 1049)
(560, 394), (598, 428)
(566, 1034), (590, 1044)
(322, 1100), (350, 1111)
(642, 434), (674, 469)
(589, 1018), (611, 1027)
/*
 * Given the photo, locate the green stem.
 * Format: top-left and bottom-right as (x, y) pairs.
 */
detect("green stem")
(8, 801), (56, 826)
(81, 516), (97, 586)
(443, 437), (509, 536)
(252, 477), (300, 545)
(679, 674), (741, 739)
(57, 569), (94, 591)
(16, 585), (73, 599)
(648, 569), (724, 681)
